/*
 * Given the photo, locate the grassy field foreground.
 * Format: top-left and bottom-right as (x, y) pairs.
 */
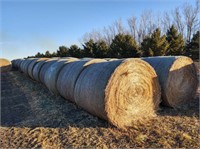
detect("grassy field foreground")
(0, 66), (199, 148)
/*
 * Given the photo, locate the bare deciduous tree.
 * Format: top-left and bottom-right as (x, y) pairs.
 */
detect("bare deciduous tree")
(128, 15), (137, 40)
(162, 11), (172, 33)
(173, 7), (185, 37)
(81, 0), (199, 45)
(183, 0), (200, 42)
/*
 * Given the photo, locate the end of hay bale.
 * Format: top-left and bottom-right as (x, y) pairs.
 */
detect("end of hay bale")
(0, 58), (12, 72)
(105, 58), (161, 129)
(165, 56), (198, 107)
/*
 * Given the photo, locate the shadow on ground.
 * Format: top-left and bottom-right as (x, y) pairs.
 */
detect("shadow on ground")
(1, 72), (108, 128)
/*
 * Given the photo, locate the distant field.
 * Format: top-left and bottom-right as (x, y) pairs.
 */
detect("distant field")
(0, 63), (199, 148)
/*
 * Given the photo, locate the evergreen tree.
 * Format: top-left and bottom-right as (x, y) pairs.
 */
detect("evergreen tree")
(57, 46), (69, 57)
(166, 25), (185, 55)
(187, 31), (199, 60)
(35, 52), (43, 58)
(93, 40), (109, 58)
(109, 34), (140, 58)
(83, 39), (95, 57)
(51, 52), (57, 57)
(69, 44), (82, 58)
(141, 28), (169, 56)
(45, 50), (51, 58)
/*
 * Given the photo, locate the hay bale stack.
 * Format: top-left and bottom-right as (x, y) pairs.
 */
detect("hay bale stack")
(20, 59), (35, 73)
(143, 56), (198, 107)
(28, 58), (49, 79)
(74, 58), (161, 129)
(39, 58), (59, 84)
(0, 58), (12, 72)
(57, 59), (106, 102)
(44, 58), (78, 94)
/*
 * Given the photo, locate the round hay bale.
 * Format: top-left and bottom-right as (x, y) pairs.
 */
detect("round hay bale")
(12, 59), (20, 68)
(23, 58), (37, 75)
(57, 59), (106, 102)
(32, 59), (50, 81)
(39, 58), (59, 84)
(21, 59), (29, 73)
(44, 58), (79, 94)
(11, 59), (16, 68)
(28, 58), (49, 79)
(20, 59), (34, 73)
(143, 56), (198, 107)
(16, 59), (24, 71)
(74, 58), (161, 129)
(19, 59), (26, 72)
(0, 58), (12, 72)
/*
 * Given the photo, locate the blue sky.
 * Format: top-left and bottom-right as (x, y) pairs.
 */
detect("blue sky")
(1, 0), (195, 60)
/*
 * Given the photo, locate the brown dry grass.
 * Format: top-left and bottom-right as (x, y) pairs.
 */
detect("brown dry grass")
(0, 66), (199, 148)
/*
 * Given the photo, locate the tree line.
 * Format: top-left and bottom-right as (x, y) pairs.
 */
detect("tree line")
(29, 26), (199, 60)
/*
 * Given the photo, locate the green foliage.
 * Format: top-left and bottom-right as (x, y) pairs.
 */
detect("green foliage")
(93, 40), (109, 58)
(83, 39), (95, 57)
(69, 44), (82, 58)
(51, 52), (57, 57)
(141, 28), (169, 56)
(57, 46), (69, 57)
(34, 52), (44, 58)
(45, 50), (51, 58)
(187, 31), (199, 60)
(166, 25), (185, 56)
(109, 34), (140, 58)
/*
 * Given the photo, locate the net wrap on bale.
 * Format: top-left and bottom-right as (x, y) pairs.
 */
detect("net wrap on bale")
(57, 59), (107, 102)
(44, 58), (78, 94)
(32, 59), (49, 81)
(39, 58), (59, 84)
(28, 58), (49, 79)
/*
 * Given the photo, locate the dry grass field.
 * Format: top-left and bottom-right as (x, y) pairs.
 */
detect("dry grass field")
(0, 63), (199, 148)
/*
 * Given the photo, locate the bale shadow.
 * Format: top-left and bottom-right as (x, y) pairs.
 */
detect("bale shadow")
(157, 97), (199, 117)
(0, 65), (12, 73)
(1, 72), (108, 129)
